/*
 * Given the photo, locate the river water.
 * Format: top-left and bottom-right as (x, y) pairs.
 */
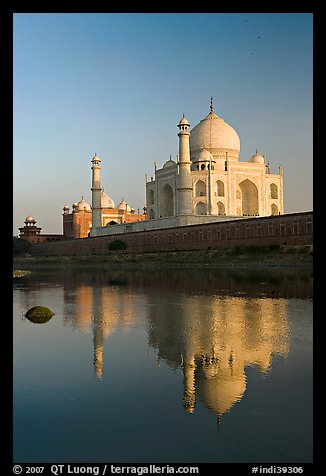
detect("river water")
(13, 267), (313, 463)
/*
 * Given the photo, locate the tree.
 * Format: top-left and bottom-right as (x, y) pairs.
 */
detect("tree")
(13, 236), (31, 256)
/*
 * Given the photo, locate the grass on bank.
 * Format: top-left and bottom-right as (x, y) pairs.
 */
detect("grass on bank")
(13, 244), (313, 269)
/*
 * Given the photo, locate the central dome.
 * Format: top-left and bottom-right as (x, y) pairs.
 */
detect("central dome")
(190, 110), (240, 161)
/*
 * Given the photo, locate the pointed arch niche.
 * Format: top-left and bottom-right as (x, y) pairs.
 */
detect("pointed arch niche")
(159, 184), (174, 217)
(217, 201), (225, 215)
(216, 180), (225, 197)
(270, 183), (278, 199)
(239, 179), (259, 216)
(195, 202), (206, 215)
(271, 204), (278, 216)
(195, 180), (206, 197)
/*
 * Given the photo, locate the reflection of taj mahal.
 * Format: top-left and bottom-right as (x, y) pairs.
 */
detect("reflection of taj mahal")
(147, 295), (289, 421)
(65, 282), (289, 423)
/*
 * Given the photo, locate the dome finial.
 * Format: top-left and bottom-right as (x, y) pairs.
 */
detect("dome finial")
(210, 97), (214, 113)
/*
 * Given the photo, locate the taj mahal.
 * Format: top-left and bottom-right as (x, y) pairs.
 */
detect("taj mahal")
(19, 98), (285, 242)
(88, 98), (283, 238)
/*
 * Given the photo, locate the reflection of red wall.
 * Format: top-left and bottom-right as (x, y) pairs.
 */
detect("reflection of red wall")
(31, 212), (313, 256)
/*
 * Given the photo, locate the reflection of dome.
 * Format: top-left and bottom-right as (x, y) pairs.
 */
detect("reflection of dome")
(250, 150), (265, 164)
(25, 215), (36, 223)
(190, 109), (240, 160)
(78, 198), (91, 211)
(196, 367), (246, 418)
(101, 190), (115, 209)
(117, 199), (131, 212)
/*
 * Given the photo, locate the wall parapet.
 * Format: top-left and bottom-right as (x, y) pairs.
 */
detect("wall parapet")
(30, 211), (313, 256)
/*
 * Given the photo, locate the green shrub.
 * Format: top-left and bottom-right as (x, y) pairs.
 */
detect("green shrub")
(13, 236), (31, 256)
(268, 243), (281, 252)
(108, 239), (127, 250)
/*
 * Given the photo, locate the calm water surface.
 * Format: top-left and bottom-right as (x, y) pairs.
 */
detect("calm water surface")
(13, 267), (313, 463)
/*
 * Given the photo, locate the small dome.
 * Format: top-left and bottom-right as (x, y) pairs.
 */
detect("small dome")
(63, 204), (70, 210)
(178, 115), (190, 126)
(72, 202), (78, 208)
(78, 198), (91, 211)
(163, 158), (177, 168)
(25, 215), (36, 223)
(91, 153), (101, 162)
(117, 199), (131, 212)
(195, 147), (214, 162)
(250, 151), (265, 164)
(101, 190), (115, 209)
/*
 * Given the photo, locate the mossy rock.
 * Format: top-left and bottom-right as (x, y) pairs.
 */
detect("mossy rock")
(25, 306), (55, 324)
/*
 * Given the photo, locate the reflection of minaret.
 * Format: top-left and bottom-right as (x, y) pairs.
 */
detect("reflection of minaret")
(62, 279), (136, 379)
(92, 286), (104, 379)
(183, 356), (196, 414)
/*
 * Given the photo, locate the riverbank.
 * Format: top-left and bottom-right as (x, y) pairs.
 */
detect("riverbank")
(13, 243), (313, 270)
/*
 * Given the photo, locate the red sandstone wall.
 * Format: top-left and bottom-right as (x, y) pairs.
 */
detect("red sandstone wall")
(31, 212), (313, 256)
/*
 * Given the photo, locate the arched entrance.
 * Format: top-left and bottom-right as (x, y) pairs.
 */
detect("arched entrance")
(239, 180), (259, 216)
(271, 204), (278, 215)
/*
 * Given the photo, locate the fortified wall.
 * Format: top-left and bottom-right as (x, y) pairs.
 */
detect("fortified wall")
(30, 211), (313, 256)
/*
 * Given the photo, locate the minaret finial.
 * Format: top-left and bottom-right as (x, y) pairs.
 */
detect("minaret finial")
(210, 97), (214, 113)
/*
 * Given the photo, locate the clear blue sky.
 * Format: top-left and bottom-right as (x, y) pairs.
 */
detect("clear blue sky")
(13, 12), (313, 235)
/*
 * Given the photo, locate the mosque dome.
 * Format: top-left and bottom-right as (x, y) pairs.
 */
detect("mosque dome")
(249, 150), (265, 164)
(25, 215), (36, 223)
(101, 190), (115, 209)
(78, 198), (91, 211)
(190, 105), (240, 161)
(117, 199), (131, 212)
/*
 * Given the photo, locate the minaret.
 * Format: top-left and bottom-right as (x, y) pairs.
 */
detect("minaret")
(176, 115), (193, 215)
(91, 153), (102, 231)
